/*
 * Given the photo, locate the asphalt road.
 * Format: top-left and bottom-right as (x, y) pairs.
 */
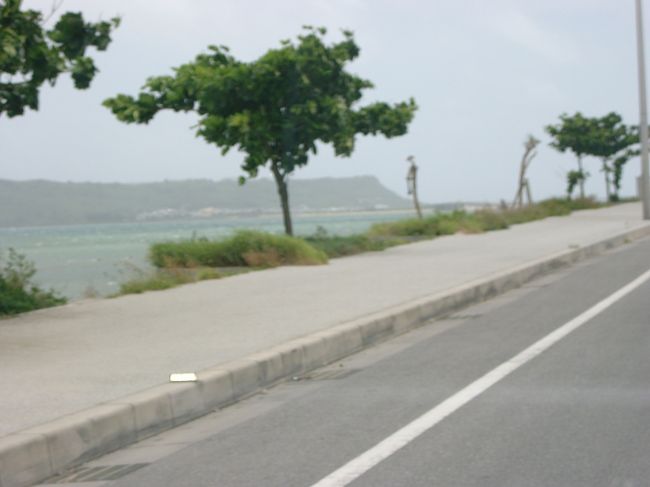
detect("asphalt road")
(40, 236), (650, 487)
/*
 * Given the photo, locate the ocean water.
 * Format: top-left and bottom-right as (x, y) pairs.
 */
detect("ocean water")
(0, 210), (417, 300)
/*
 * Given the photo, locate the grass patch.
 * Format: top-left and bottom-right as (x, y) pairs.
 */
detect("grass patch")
(368, 198), (603, 238)
(135, 197), (607, 295)
(368, 209), (508, 237)
(150, 230), (328, 269)
(115, 267), (225, 296)
(0, 248), (66, 316)
(303, 227), (404, 258)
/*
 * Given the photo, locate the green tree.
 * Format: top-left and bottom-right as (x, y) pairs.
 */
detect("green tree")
(103, 27), (417, 235)
(589, 113), (638, 201)
(546, 112), (596, 199)
(0, 0), (119, 117)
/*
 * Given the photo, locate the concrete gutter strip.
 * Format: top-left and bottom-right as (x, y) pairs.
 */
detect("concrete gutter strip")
(1, 223), (649, 487)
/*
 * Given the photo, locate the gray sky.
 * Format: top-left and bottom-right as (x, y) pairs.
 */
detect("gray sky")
(0, 0), (644, 203)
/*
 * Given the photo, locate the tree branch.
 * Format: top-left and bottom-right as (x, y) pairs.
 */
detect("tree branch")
(42, 0), (65, 25)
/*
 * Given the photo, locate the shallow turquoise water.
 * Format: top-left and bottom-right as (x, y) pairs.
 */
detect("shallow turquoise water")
(0, 211), (416, 299)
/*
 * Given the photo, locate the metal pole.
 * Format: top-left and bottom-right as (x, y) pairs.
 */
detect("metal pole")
(635, 0), (650, 219)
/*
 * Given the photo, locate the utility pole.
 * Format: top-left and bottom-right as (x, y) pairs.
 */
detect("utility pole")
(635, 0), (650, 219)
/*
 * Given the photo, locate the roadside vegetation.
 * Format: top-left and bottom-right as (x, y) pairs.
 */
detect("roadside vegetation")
(115, 231), (327, 296)
(1, 198), (613, 303)
(111, 197), (609, 296)
(0, 249), (66, 317)
(150, 230), (328, 269)
(369, 198), (601, 238)
(303, 227), (404, 258)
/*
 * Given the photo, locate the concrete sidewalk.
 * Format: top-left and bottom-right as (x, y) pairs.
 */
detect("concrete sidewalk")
(1, 203), (648, 441)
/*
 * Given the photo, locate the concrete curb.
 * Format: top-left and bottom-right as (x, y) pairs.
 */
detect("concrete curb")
(2, 223), (649, 487)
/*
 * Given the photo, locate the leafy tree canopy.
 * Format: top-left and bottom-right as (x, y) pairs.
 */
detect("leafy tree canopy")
(589, 112), (638, 160)
(546, 112), (638, 162)
(545, 112), (597, 157)
(0, 0), (119, 117)
(104, 26), (417, 234)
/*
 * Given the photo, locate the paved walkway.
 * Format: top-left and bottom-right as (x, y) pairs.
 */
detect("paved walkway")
(1, 203), (647, 437)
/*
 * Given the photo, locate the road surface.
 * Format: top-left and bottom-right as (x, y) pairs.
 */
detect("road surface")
(39, 236), (650, 487)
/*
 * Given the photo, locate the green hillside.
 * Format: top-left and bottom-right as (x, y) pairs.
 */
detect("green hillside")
(0, 176), (412, 227)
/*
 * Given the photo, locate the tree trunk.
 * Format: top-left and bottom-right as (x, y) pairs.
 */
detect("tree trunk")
(525, 179), (533, 205)
(602, 160), (612, 201)
(577, 156), (585, 199)
(512, 160), (526, 208)
(512, 143), (536, 209)
(271, 164), (293, 236)
(412, 183), (423, 219)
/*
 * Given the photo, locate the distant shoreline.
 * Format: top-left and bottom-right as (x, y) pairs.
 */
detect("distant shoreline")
(0, 176), (473, 229)
(0, 206), (467, 231)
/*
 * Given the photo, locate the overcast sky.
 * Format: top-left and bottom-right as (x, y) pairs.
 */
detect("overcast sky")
(0, 0), (645, 203)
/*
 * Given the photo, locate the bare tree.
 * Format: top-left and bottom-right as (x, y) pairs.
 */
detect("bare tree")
(512, 135), (540, 208)
(406, 155), (422, 219)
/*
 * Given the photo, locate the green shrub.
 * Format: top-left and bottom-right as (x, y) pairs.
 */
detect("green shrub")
(534, 197), (598, 215)
(535, 199), (572, 216)
(150, 230), (328, 269)
(368, 210), (470, 237)
(304, 232), (402, 258)
(367, 198), (603, 239)
(369, 215), (440, 237)
(471, 210), (509, 231)
(500, 205), (548, 225)
(499, 197), (600, 226)
(0, 249), (66, 316)
(150, 240), (220, 268)
(147, 198), (605, 277)
(435, 216), (461, 235)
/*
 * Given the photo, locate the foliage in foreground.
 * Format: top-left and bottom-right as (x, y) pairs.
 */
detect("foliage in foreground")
(150, 230), (328, 269)
(1, 0), (120, 117)
(0, 248), (66, 316)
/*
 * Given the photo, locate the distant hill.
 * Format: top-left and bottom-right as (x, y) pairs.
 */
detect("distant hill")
(0, 176), (415, 227)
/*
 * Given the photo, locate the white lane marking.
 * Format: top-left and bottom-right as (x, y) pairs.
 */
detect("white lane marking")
(310, 268), (650, 487)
